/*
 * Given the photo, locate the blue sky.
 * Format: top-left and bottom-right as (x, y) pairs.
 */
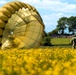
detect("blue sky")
(0, 0), (76, 32)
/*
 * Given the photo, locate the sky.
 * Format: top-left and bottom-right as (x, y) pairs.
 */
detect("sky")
(0, 0), (76, 32)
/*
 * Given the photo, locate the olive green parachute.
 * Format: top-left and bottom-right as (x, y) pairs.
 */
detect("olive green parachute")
(0, 1), (45, 49)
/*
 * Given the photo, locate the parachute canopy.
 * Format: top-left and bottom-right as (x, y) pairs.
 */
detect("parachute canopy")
(0, 1), (45, 49)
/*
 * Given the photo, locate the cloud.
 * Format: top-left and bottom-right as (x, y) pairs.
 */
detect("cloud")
(42, 13), (71, 32)
(0, 0), (6, 4)
(38, 0), (76, 13)
(20, 0), (76, 13)
(19, 0), (40, 4)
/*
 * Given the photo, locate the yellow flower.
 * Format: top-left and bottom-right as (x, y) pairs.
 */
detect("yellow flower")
(0, 71), (4, 75)
(0, 47), (76, 75)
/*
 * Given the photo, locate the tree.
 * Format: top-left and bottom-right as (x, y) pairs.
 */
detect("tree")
(57, 17), (67, 34)
(48, 28), (58, 35)
(67, 16), (76, 34)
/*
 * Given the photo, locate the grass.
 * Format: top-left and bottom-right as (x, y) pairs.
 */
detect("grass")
(51, 38), (71, 45)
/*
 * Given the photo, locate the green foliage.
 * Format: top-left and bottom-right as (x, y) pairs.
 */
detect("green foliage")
(48, 28), (58, 35)
(57, 17), (67, 34)
(67, 16), (76, 34)
(41, 36), (51, 46)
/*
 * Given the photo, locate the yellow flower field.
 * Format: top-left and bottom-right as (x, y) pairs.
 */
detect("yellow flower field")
(0, 47), (76, 75)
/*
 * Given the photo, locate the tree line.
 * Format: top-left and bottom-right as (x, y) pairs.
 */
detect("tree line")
(49, 16), (76, 35)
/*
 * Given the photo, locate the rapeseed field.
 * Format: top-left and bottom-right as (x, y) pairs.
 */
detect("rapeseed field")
(0, 47), (76, 75)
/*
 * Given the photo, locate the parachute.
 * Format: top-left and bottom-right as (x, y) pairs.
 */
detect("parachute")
(0, 1), (45, 49)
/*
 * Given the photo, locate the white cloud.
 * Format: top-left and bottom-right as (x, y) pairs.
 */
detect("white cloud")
(19, 0), (40, 4)
(42, 13), (71, 32)
(0, 0), (6, 4)
(39, 1), (76, 13)
(42, 13), (71, 26)
(20, 0), (76, 13)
